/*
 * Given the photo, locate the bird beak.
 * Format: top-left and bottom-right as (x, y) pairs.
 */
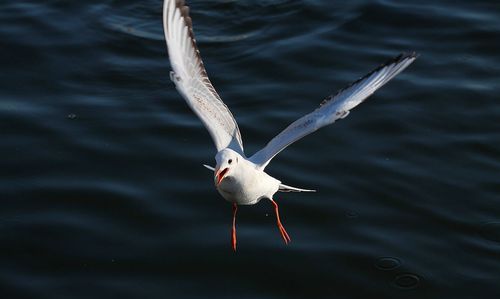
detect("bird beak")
(215, 167), (229, 186)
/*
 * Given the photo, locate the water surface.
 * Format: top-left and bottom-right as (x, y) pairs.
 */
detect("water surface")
(1, 0), (500, 298)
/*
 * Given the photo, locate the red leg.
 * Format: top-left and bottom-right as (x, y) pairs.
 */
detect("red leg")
(231, 203), (238, 251)
(270, 199), (291, 244)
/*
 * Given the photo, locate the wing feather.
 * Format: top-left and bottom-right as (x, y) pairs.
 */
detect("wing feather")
(250, 52), (418, 169)
(163, 0), (244, 153)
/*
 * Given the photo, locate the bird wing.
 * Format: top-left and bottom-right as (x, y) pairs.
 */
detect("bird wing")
(163, 0), (244, 154)
(250, 53), (417, 169)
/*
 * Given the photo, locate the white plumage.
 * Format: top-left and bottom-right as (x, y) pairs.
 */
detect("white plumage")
(162, 0), (417, 250)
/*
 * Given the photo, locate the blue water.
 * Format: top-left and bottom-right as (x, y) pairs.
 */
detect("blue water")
(1, 1), (500, 298)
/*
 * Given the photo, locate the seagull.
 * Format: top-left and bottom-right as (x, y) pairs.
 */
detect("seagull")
(162, 0), (417, 251)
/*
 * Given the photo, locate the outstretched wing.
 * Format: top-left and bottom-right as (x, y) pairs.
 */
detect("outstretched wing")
(163, 0), (243, 154)
(250, 52), (417, 169)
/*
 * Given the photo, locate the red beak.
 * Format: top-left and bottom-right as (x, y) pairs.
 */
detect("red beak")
(215, 167), (229, 186)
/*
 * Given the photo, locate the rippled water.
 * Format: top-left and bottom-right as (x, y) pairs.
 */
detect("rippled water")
(1, 0), (500, 298)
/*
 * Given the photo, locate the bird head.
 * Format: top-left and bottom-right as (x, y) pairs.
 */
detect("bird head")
(214, 149), (240, 186)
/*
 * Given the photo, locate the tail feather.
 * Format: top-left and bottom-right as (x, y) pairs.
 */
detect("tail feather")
(279, 183), (316, 193)
(205, 164), (315, 193)
(203, 164), (215, 171)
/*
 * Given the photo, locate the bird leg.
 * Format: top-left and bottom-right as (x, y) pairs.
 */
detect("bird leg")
(270, 199), (291, 244)
(231, 203), (238, 251)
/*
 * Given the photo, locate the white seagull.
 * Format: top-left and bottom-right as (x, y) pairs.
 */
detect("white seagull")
(162, 0), (417, 251)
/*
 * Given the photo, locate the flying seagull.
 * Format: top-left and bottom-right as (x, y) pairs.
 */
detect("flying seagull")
(162, 0), (417, 251)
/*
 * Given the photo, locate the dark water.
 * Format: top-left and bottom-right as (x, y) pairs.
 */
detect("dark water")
(1, 0), (500, 298)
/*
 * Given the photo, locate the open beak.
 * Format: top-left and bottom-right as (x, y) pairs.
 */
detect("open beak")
(215, 167), (229, 186)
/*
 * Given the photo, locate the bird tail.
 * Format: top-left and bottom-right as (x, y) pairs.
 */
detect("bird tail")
(279, 183), (316, 193)
(206, 164), (315, 192)
(203, 164), (215, 171)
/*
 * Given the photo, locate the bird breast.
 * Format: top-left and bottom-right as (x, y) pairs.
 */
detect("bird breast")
(217, 166), (280, 205)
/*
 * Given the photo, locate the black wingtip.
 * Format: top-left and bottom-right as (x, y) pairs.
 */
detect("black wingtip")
(401, 51), (419, 60)
(319, 51), (418, 107)
(359, 51), (418, 84)
(378, 51), (419, 70)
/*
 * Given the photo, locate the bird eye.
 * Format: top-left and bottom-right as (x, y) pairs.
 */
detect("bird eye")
(228, 159), (233, 164)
